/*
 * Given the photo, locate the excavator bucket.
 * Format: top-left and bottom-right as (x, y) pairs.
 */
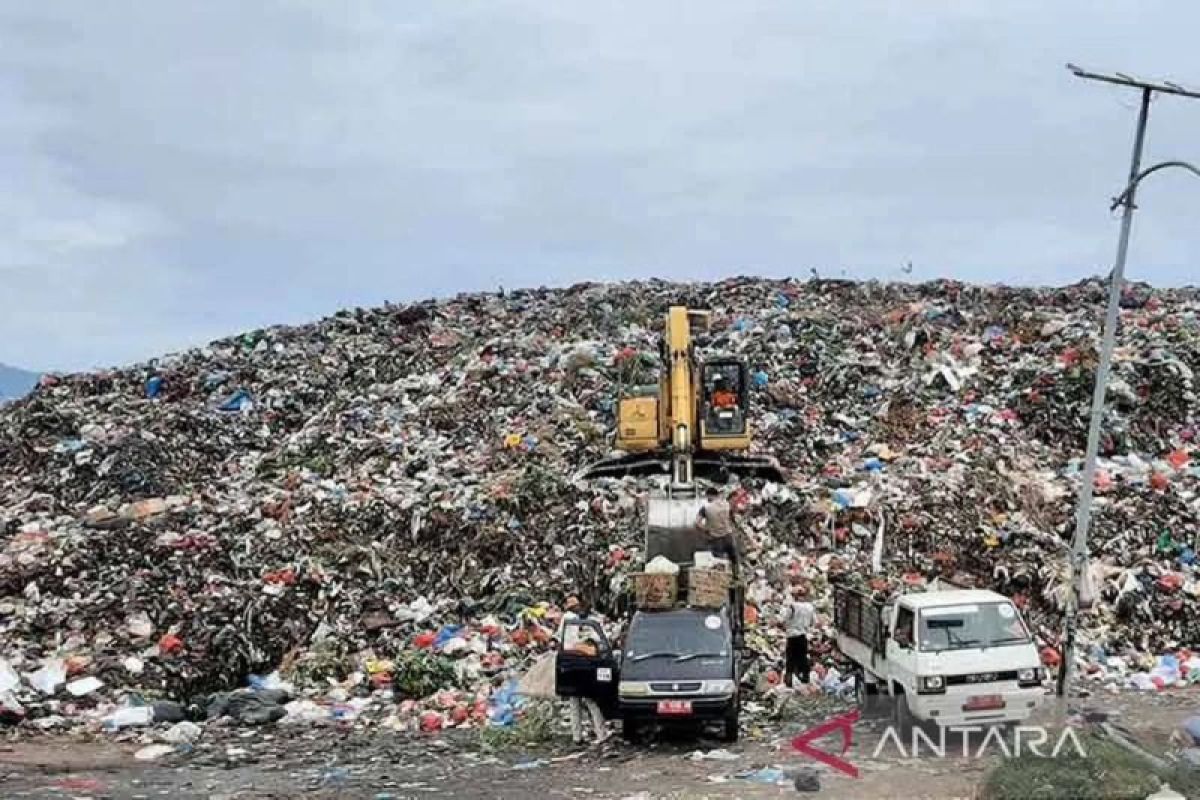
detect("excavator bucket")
(576, 452), (673, 481)
(691, 452), (786, 484)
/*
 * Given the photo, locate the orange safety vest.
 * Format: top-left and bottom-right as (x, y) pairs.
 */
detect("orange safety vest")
(712, 390), (738, 408)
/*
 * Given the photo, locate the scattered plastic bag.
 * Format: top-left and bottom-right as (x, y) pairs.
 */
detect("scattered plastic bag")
(645, 555), (680, 575)
(26, 659), (67, 696)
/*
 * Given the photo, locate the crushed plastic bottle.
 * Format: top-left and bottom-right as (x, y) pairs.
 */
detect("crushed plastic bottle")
(103, 705), (154, 730)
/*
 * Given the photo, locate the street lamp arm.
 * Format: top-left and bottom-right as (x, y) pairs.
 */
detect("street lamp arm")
(1110, 159), (1200, 210)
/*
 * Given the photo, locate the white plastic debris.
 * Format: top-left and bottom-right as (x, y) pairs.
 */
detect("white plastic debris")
(135, 744), (175, 761)
(0, 659), (19, 694)
(102, 705), (154, 729)
(126, 611), (154, 639)
(280, 699), (330, 725)
(66, 677), (104, 696)
(688, 748), (741, 761)
(161, 720), (202, 744)
(26, 658), (66, 695)
(644, 555), (680, 575)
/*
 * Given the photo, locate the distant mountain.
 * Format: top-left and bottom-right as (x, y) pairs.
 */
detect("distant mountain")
(0, 363), (39, 401)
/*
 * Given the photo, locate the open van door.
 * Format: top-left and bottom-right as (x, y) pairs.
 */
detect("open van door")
(556, 618), (619, 718)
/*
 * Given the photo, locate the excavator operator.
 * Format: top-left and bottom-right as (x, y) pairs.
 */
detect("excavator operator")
(710, 374), (739, 410)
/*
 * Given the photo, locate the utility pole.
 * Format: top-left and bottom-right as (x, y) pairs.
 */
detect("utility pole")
(1058, 65), (1200, 700)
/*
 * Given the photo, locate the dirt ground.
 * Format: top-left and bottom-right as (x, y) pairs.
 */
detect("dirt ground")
(2, 688), (1195, 800)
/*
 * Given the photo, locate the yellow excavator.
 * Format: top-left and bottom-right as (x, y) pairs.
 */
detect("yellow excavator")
(582, 306), (783, 536)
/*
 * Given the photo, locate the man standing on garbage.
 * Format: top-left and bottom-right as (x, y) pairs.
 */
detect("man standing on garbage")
(556, 596), (610, 745)
(784, 584), (815, 688)
(696, 487), (742, 577)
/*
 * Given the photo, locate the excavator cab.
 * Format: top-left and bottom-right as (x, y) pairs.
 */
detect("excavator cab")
(699, 360), (749, 443)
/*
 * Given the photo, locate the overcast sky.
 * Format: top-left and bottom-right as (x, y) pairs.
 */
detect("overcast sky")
(2, 2), (1198, 371)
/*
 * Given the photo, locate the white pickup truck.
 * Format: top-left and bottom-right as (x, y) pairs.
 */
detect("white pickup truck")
(834, 586), (1046, 730)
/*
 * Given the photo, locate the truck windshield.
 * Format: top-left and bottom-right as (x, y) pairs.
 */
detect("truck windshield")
(917, 603), (1030, 652)
(626, 611), (729, 661)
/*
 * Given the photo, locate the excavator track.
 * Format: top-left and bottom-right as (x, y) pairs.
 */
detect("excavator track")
(580, 452), (785, 484)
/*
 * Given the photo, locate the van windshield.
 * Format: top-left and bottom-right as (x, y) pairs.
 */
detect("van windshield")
(626, 610), (729, 661)
(917, 603), (1030, 652)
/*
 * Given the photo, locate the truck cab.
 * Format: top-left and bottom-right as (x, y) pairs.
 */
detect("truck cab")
(617, 605), (741, 741)
(836, 587), (1045, 730)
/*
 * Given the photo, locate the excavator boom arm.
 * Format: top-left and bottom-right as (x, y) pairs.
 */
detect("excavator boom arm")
(666, 307), (699, 484)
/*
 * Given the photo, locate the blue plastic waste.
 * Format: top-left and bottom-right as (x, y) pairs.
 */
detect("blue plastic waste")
(145, 376), (164, 398)
(320, 767), (349, 786)
(862, 458), (884, 472)
(752, 370), (769, 388)
(1183, 716), (1200, 745)
(488, 679), (523, 727)
(217, 389), (253, 413)
(733, 319), (751, 332)
(775, 292), (791, 308)
(433, 625), (464, 651)
(736, 767), (785, 784)
(832, 490), (854, 509)
(204, 371), (230, 389)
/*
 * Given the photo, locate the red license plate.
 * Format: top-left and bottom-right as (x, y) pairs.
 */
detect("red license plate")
(963, 694), (1005, 711)
(657, 700), (693, 715)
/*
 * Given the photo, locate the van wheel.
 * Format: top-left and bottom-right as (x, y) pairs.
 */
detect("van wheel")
(720, 705), (740, 743)
(622, 718), (643, 742)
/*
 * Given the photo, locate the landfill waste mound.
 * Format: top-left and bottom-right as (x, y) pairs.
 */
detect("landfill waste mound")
(3, 276), (1200, 732)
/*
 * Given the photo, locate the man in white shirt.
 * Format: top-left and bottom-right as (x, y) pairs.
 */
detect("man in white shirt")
(784, 585), (815, 688)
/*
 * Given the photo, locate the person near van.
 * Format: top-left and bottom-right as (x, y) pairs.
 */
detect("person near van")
(556, 597), (609, 744)
(784, 584), (815, 688)
(696, 488), (741, 577)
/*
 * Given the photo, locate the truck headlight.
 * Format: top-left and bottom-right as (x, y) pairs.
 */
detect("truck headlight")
(618, 681), (649, 697)
(702, 680), (736, 696)
(918, 675), (945, 694)
(1018, 668), (1043, 687)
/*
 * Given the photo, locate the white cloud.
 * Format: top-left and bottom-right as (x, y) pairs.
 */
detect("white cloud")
(1, 1), (1198, 369)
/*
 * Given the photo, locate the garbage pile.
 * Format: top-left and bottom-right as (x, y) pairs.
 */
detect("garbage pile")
(3, 277), (1200, 730)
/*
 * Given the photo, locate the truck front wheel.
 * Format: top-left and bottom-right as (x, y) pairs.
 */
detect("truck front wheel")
(855, 673), (880, 715)
(892, 689), (914, 737)
(720, 704), (740, 743)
